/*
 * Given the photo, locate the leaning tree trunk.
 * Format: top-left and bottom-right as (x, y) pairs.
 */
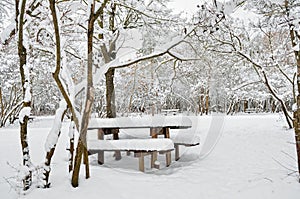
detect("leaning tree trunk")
(262, 72), (293, 129)
(47, 0), (80, 187)
(18, 0), (32, 191)
(71, 0), (108, 187)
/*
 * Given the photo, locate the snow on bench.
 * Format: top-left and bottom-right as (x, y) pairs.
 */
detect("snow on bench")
(88, 139), (174, 172)
(88, 115), (192, 129)
(88, 139), (174, 151)
(170, 130), (200, 161)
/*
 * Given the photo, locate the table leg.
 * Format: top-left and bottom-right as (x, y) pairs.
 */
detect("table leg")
(164, 128), (172, 166)
(150, 128), (158, 168)
(98, 151), (104, 165)
(151, 151), (158, 169)
(175, 144), (180, 161)
(166, 151), (171, 167)
(139, 153), (145, 172)
(97, 129), (104, 165)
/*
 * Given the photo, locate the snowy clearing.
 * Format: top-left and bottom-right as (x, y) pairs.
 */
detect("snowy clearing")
(0, 114), (300, 199)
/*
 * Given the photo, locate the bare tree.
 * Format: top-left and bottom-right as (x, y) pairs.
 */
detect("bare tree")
(283, 0), (300, 180)
(71, 0), (109, 188)
(17, 0), (33, 191)
(45, 0), (81, 187)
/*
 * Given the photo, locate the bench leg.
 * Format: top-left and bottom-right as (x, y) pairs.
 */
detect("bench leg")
(151, 151), (159, 169)
(175, 144), (180, 161)
(166, 151), (171, 167)
(113, 132), (122, 160)
(98, 150), (104, 165)
(139, 153), (145, 172)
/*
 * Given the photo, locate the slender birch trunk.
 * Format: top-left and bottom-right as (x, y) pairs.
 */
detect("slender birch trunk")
(46, 0), (79, 186)
(71, 0), (108, 187)
(284, 0), (300, 180)
(17, 0), (33, 191)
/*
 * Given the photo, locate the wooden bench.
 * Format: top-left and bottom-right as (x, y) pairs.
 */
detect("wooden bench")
(171, 131), (200, 161)
(161, 109), (179, 116)
(245, 108), (256, 114)
(88, 139), (174, 172)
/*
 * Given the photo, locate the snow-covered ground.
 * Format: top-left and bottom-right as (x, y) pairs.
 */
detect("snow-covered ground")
(1, 114), (300, 199)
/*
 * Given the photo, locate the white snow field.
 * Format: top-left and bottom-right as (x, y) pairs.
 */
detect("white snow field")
(1, 114), (300, 199)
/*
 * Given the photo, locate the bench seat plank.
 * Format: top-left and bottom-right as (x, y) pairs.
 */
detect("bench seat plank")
(171, 131), (200, 145)
(170, 130), (200, 161)
(88, 139), (174, 172)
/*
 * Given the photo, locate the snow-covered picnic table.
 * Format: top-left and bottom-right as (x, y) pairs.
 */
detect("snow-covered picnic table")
(87, 116), (193, 171)
(88, 115), (192, 130)
(161, 109), (180, 115)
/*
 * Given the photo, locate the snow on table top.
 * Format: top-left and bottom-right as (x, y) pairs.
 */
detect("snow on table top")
(87, 138), (174, 151)
(88, 116), (192, 129)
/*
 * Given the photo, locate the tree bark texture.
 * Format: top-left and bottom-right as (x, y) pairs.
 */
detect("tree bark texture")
(71, 0), (108, 187)
(105, 2), (117, 119)
(48, 0), (79, 130)
(48, 0), (78, 187)
(0, 87), (3, 121)
(18, 0), (32, 191)
(68, 119), (75, 172)
(105, 69), (116, 118)
(285, 0), (300, 179)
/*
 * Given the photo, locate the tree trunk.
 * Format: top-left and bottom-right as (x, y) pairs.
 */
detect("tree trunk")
(0, 87), (3, 122)
(262, 72), (293, 128)
(18, 0), (32, 191)
(284, 0), (300, 180)
(71, 0), (109, 187)
(48, 0), (80, 186)
(68, 119), (75, 172)
(71, 9), (95, 185)
(205, 94), (209, 115)
(293, 60), (300, 180)
(106, 68), (116, 118)
(290, 25), (300, 181)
